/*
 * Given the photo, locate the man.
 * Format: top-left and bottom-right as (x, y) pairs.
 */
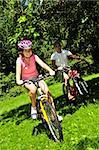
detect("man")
(51, 41), (80, 101)
(51, 41), (80, 69)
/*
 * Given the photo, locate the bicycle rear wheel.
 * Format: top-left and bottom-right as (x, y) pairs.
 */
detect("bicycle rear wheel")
(63, 79), (78, 102)
(79, 79), (88, 94)
(74, 78), (88, 95)
(73, 77), (89, 105)
(41, 100), (63, 142)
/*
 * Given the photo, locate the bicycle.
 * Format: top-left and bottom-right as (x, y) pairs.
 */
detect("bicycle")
(57, 65), (89, 104)
(23, 73), (63, 142)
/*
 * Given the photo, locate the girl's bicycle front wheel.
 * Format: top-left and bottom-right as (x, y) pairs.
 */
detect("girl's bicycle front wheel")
(40, 99), (63, 142)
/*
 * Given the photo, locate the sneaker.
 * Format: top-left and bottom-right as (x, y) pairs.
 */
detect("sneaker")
(31, 106), (37, 120)
(57, 115), (63, 122)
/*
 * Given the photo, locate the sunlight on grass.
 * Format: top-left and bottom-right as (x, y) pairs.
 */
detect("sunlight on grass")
(0, 94), (30, 115)
(83, 73), (99, 81)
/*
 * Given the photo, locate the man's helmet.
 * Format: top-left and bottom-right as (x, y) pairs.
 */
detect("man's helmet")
(18, 40), (32, 49)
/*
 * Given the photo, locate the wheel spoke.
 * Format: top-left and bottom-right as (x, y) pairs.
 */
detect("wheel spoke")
(43, 101), (63, 141)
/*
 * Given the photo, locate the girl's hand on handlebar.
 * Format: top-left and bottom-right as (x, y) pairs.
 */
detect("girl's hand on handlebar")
(17, 80), (24, 85)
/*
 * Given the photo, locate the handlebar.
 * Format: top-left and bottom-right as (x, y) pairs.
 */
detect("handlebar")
(55, 66), (71, 74)
(22, 73), (53, 85)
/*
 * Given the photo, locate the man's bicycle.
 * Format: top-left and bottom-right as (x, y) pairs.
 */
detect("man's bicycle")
(57, 65), (89, 104)
(23, 74), (63, 142)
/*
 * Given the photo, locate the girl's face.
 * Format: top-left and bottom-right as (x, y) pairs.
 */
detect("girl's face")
(23, 48), (32, 58)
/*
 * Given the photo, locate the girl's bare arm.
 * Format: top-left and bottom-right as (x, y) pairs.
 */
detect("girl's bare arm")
(16, 61), (23, 85)
(35, 55), (55, 75)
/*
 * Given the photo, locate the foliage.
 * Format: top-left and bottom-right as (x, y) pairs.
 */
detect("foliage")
(8, 85), (26, 97)
(0, 0), (99, 75)
(0, 72), (15, 97)
(0, 72), (26, 99)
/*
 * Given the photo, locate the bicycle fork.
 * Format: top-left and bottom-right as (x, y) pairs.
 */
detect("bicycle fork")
(39, 97), (49, 123)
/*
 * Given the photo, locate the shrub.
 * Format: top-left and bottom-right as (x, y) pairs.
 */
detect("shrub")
(8, 85), (26, 97)
(0, 72), (16, 96)
(0, 72), (26, 99)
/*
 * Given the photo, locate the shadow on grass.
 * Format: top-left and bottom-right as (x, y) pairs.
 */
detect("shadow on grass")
(32, 122), (54, 141)
(0, 103), (31, 125)
(0, 104), (56, 141)
(75, 137), (99, 150)
(87, 77), (99, 99)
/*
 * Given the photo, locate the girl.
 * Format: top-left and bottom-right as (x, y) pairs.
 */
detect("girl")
(16, 39), (55, 119)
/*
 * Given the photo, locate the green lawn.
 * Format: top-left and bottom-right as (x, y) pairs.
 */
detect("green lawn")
(0, 74), (99, 150)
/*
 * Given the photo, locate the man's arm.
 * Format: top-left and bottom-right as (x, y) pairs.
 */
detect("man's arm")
(52, 60), (57, 69)
(68, 54), (80, 60)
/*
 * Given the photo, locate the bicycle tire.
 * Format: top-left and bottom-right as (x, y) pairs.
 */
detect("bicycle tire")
(40, 99), (63, 142)
(74, 81), (83, 95)
(63, 79), (78, 101)
(80, 79), (88, 94)
(74, 78), (88, 95)
(62, 83), (68, 98)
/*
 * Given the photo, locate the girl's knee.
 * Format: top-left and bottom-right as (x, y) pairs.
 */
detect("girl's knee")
(29, 86), (37, 94)
(39, 80), (48, 94)
(29, 90), (36, 96)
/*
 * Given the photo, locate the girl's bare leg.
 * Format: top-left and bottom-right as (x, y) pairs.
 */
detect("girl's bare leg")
(25, 83), (37, 107)
(28, 91), (36, 107)
(39, 80), (55, 108)
(25, 83), (37, 119)
(39, 80), (63, 121)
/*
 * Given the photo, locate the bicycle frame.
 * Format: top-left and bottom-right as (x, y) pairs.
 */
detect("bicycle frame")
(23, 74), (56, 122)
(23, 74), (63, 142)
(39, 95), (49, 123)
(58, 66), (88, 102)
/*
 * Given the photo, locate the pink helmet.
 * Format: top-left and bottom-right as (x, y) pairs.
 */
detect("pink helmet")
(18, 40), (32, 49)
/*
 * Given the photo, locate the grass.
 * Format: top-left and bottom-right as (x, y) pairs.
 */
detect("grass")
(0, 74), (99, 150)
(0, 94), (30, 115)
(0, 98), (99, 150)
(83, 73), (99, 81)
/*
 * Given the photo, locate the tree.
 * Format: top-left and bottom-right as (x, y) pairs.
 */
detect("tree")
(0, 0), (99, 74)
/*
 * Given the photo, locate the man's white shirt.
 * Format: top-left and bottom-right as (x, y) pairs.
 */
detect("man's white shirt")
(51, 50), (72, 67)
